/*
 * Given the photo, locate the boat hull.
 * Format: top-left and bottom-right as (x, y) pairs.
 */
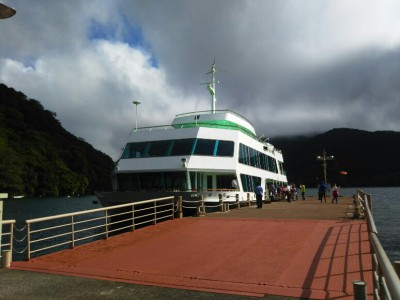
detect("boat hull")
(96, 190), (247, 207)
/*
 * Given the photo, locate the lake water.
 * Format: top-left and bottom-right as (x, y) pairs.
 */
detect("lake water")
(2, 187), (399, 262)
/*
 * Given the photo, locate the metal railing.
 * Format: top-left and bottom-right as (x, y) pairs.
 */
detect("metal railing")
(1, 219), (15, 264)
(355, 189), (400, 300)
(25, 196), (176, 260)
(4, 194), (252, 264)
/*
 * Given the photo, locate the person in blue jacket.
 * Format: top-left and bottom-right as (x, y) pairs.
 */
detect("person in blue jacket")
(255, 182), (264, 208)
(318, 182), (327, 203)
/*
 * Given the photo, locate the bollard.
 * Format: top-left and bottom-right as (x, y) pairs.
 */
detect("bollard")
(177, 196), (183, 219)
(353, 280), (367, 300)
(219, 194), (224, 212)
(236, 194), (240, 209)
(1, 250), (11, 268)
(225, 203), (229, 212)
(247, 193), (250, 207)
(200, 195), (205, 215)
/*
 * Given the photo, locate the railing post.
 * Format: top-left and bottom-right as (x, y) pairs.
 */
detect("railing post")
(171, 199), (174, 220)
(372, 253), (379, 295)
(105, 210), (109, 239)
(153, 201), (157, 225)
(247, 193), (250, 207)
(353, 280), (367, 300)
(26, 222), (31, 261)
(10, 223), (13, 263)
(236, 194), (240, 209)
(71, 215), (75, 249)
(219, 194), (224, 212)
(132, 205), (135, 230)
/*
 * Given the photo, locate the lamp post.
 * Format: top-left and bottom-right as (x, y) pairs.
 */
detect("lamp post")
(0, 2), (16, 19)
(132, 100), (141, 131)
(316, 149), (334, 184)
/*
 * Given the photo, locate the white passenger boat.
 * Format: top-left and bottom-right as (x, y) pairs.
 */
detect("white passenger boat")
(97, 63), (288, 207)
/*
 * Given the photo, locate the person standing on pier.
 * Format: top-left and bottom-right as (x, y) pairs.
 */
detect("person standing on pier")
(300, 184), (306, 200)
(285, 184), (291, 202)
(318, 182), (327, 203)
(332, 184), (340, 204)
(255, 182), (263, 208)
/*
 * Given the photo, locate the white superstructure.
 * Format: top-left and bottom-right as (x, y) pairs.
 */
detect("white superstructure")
(99, 63), (288, 206)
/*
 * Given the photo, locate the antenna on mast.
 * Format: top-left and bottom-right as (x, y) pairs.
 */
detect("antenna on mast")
(201, 60), (219, 114)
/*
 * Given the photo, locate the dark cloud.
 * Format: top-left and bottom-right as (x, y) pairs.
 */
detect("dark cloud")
(1, 1), (399, 159)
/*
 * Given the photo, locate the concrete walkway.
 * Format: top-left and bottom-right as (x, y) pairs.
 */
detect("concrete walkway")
(2, 196), (372, 299)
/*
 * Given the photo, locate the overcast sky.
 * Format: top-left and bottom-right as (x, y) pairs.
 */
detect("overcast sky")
(1, 1), (400, 160)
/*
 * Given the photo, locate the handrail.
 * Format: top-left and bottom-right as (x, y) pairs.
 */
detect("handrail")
(1, 219), (15, 265)
(25, 197), (176, 260)
(175, 109), (255, 128)
(356, 189), (400, 299)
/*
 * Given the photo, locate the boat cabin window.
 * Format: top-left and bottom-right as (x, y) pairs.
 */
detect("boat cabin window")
(240, 174), (261, 193)
(170, 138), (195, 156)
(121, 138), (234, 159)
(121, 142), (149, 158)
(239, 143), (279, 173)
(216, 140), (234, 156)
(216, 175), (234, 189)
(193, 139), (215, 156)
(148, 140), (171, 157)
(117, 172), (187, 191)
(278, 161), (286, 175)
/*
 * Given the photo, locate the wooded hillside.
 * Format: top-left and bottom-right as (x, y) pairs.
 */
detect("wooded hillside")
(272, 128), (400, 187)
(0, 83), (114, 197)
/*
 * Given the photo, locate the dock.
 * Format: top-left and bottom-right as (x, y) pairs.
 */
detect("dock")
(1, 195), (377, 299)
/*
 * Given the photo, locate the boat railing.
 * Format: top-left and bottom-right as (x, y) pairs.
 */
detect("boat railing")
(0, 219), (15, 267)
(129, 121), (251, 135)
(128, 109), (254, 135)
(130, 124), (174, 134)
(355, 189), (400, 300)
(23, 197), (176, 261)
(175, 109), (254, 126)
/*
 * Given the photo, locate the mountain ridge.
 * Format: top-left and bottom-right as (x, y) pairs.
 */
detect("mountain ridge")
(271, 128), (400, 187)
(1, 82), (398, 196)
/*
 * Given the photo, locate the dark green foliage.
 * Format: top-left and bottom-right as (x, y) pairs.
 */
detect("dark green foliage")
(0, 83), (114, 197)
(272, 128), (400, 187)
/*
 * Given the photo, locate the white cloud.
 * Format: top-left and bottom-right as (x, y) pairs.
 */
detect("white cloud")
(2, 0), (400, 160)
(0, 39), (195, 159)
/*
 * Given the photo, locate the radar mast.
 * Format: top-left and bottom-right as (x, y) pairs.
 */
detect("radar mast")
(201, 61), (219, 114)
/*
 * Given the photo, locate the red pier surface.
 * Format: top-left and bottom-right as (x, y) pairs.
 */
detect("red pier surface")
(11, 217), (373, 299)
